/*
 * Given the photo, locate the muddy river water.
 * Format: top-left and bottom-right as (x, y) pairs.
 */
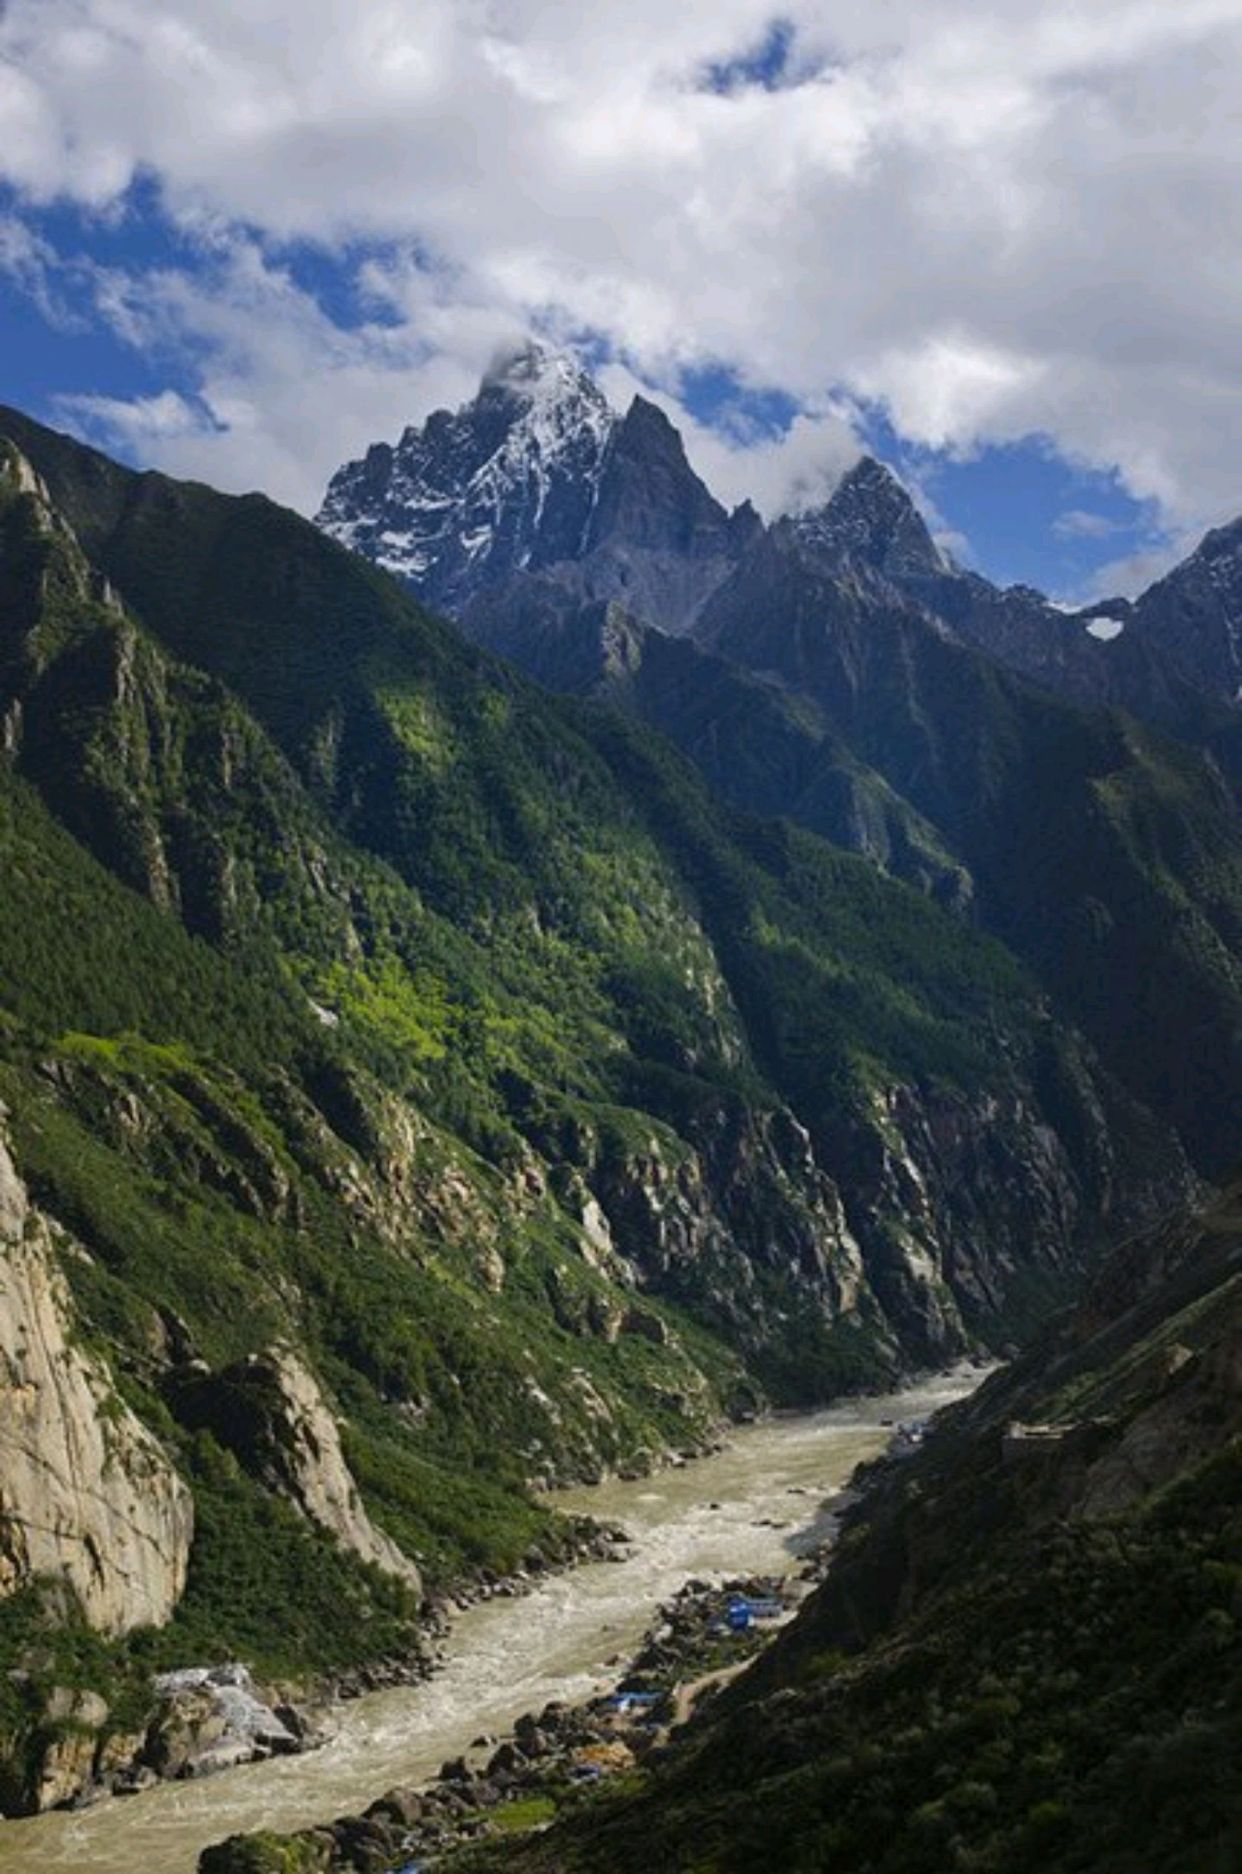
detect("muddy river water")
(0, 1368), (979, 1874)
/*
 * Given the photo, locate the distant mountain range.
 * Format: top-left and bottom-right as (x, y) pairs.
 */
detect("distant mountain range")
(320, 346), (1242, 1176)
(318, 341), (1242, 733)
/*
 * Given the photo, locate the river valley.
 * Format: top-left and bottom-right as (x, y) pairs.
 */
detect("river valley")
(0, 1369), (980, 1874)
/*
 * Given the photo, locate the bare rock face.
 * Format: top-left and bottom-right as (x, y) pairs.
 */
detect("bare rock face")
(317, 345), (753, 636)
(174, 1345), (420, 1591)
(29, 1689), (109, 1812)
(146, 1664), (305, 1781)
(0, 1116), (193, 1635)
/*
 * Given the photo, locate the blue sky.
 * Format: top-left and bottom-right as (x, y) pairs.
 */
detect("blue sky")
(2, 1), (1236, 603)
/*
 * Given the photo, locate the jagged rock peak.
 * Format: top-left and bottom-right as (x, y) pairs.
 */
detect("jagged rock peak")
(1126, 509), (1242, 702)
(787, 455), (947, 579)
(317, 345), (760, 631)
(317, 339), (618, 607)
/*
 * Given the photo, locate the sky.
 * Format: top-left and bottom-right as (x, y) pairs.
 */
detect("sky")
(2, 2), (1241, 601)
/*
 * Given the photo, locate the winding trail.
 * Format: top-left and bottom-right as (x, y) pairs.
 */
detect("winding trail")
(0, 1368), (978, 1874)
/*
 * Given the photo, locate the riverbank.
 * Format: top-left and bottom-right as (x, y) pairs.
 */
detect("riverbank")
(197, 1371), (981, 1872)
(0, 1371), (980, 1874)
(200, 1562), (824, 1873)
(4, 1511), (636, 1817)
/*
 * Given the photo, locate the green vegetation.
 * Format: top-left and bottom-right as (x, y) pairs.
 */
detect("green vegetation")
(701, 541), (1242, 1177)
(0, 407), (1221, 1799)
(199, 1833), (332, 1874)
(460, 1470), (1242, 1874)
(490, 1794), (558, 1833)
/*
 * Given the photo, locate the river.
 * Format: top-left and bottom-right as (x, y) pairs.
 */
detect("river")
(0, 1368), (979, 1874)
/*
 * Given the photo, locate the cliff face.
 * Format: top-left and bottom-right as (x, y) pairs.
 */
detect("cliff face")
(173, 1348), (421, 1591)
(0, 407), (1190, 1396)
(566, 1070), (1180, 1383)
(0, 1114), (193, 1636)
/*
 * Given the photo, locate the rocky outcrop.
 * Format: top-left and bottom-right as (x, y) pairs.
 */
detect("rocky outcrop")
(317, 343), (618, 608)
(537, 1101), (874, 1373)
(22, 1687), (111, 1812)
(560, 1072), (1184, 1377)
(815, 1084), (1086, 1359)
(171, 1345), (420, 1590)
(7, 1664), (329, 1815)
(0, 1114), (193, 1635)
(145, 1664), (313, 1781)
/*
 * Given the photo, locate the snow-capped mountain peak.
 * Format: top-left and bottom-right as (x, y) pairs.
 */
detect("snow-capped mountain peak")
(317, 341), (618, 607)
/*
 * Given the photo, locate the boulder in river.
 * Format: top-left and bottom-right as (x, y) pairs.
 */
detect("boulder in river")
(146, 1665), (306, 1780)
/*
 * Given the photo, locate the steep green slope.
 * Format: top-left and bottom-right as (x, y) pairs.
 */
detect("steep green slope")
(452, 512), (1242, 1184)
(0, 751), (727, 1601)
(460, 579), (971, 908)
(0, 731), (751, 1809)
(469, 1181), (1242, 1874)
(699, 534), (1242, 1176)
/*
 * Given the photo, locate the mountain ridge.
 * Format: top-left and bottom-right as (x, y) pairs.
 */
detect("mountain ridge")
(317, 344), (1242, 730)
(312, 360), (1242, 1178)
(0, 382), (1239, 1826)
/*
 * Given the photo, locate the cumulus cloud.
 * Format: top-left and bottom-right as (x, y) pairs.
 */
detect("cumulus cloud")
(1081, 530), (1206, 601)
(51, 235), (531, 510)
(3, 0), (1242, 531)
(59, 387), (208, 445)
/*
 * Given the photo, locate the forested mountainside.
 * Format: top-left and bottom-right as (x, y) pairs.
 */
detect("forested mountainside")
(0, 406), (1201, 1812)
(463, 1172), (1242, 1874)
(321, 349), (1242, 1177)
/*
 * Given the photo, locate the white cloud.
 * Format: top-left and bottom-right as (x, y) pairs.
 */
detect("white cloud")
(1053, 508), (1123, 541)
(59, 387), (206, 443)
(3, 0), (1242, 534)
(53, 236), (527, 510)
(0, 211), (81, 328)
(1080, 531), (1205, 601)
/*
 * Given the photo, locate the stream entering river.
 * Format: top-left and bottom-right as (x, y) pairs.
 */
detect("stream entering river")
(0, 1369), (978, 1874)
